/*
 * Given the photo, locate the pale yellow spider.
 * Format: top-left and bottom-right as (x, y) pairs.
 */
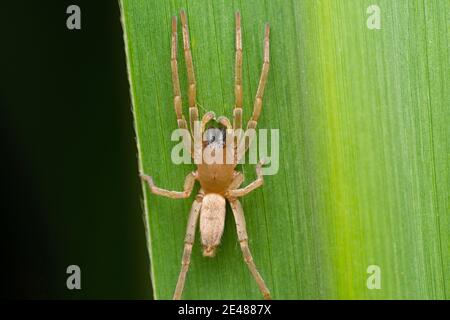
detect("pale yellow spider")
(141, 10), (270, 300)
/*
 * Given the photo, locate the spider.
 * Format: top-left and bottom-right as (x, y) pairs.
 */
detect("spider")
(140, 10), (271, 300)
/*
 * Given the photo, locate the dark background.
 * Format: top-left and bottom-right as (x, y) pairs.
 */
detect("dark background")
(0, 1), (150, 298)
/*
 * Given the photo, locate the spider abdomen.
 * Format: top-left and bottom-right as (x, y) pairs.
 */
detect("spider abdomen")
(199, 193), (226, 257)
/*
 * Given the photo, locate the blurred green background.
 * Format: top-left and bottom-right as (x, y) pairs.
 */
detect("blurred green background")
(1, 1), (150, 298)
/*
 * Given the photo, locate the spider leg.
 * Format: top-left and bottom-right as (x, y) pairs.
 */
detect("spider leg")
(235, 22), (270, 161)
(217, 116), (234, 163)
(246, 24), (270, 131)
(171, 16), (193, 156)
(191, 111), (216, 164)
(173, 190), (204, 300)
(228, 198), (271, 299)
(229, 171), (244, 189)
(200, 111), (216, 133)
(226, 160), (264, 198)
(140, 171), (197, 199)
(233, 11), (243, 130)
(217, 116), (232, 130)
(232, 12), (245, 165)
(171, 16), (189, 132)
(180, 10), (199, 133)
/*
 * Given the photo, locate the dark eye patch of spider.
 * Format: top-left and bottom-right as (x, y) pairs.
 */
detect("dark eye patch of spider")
(204, 127), (226, 146)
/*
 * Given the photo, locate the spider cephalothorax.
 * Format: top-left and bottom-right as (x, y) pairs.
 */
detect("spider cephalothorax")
(141, 10), (270, 300)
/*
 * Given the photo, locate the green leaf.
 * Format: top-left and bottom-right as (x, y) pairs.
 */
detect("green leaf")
(120, 0), (449, 299)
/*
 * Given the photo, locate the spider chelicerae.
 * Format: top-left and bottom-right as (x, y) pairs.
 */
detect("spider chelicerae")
(141, 10), (271, 300)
